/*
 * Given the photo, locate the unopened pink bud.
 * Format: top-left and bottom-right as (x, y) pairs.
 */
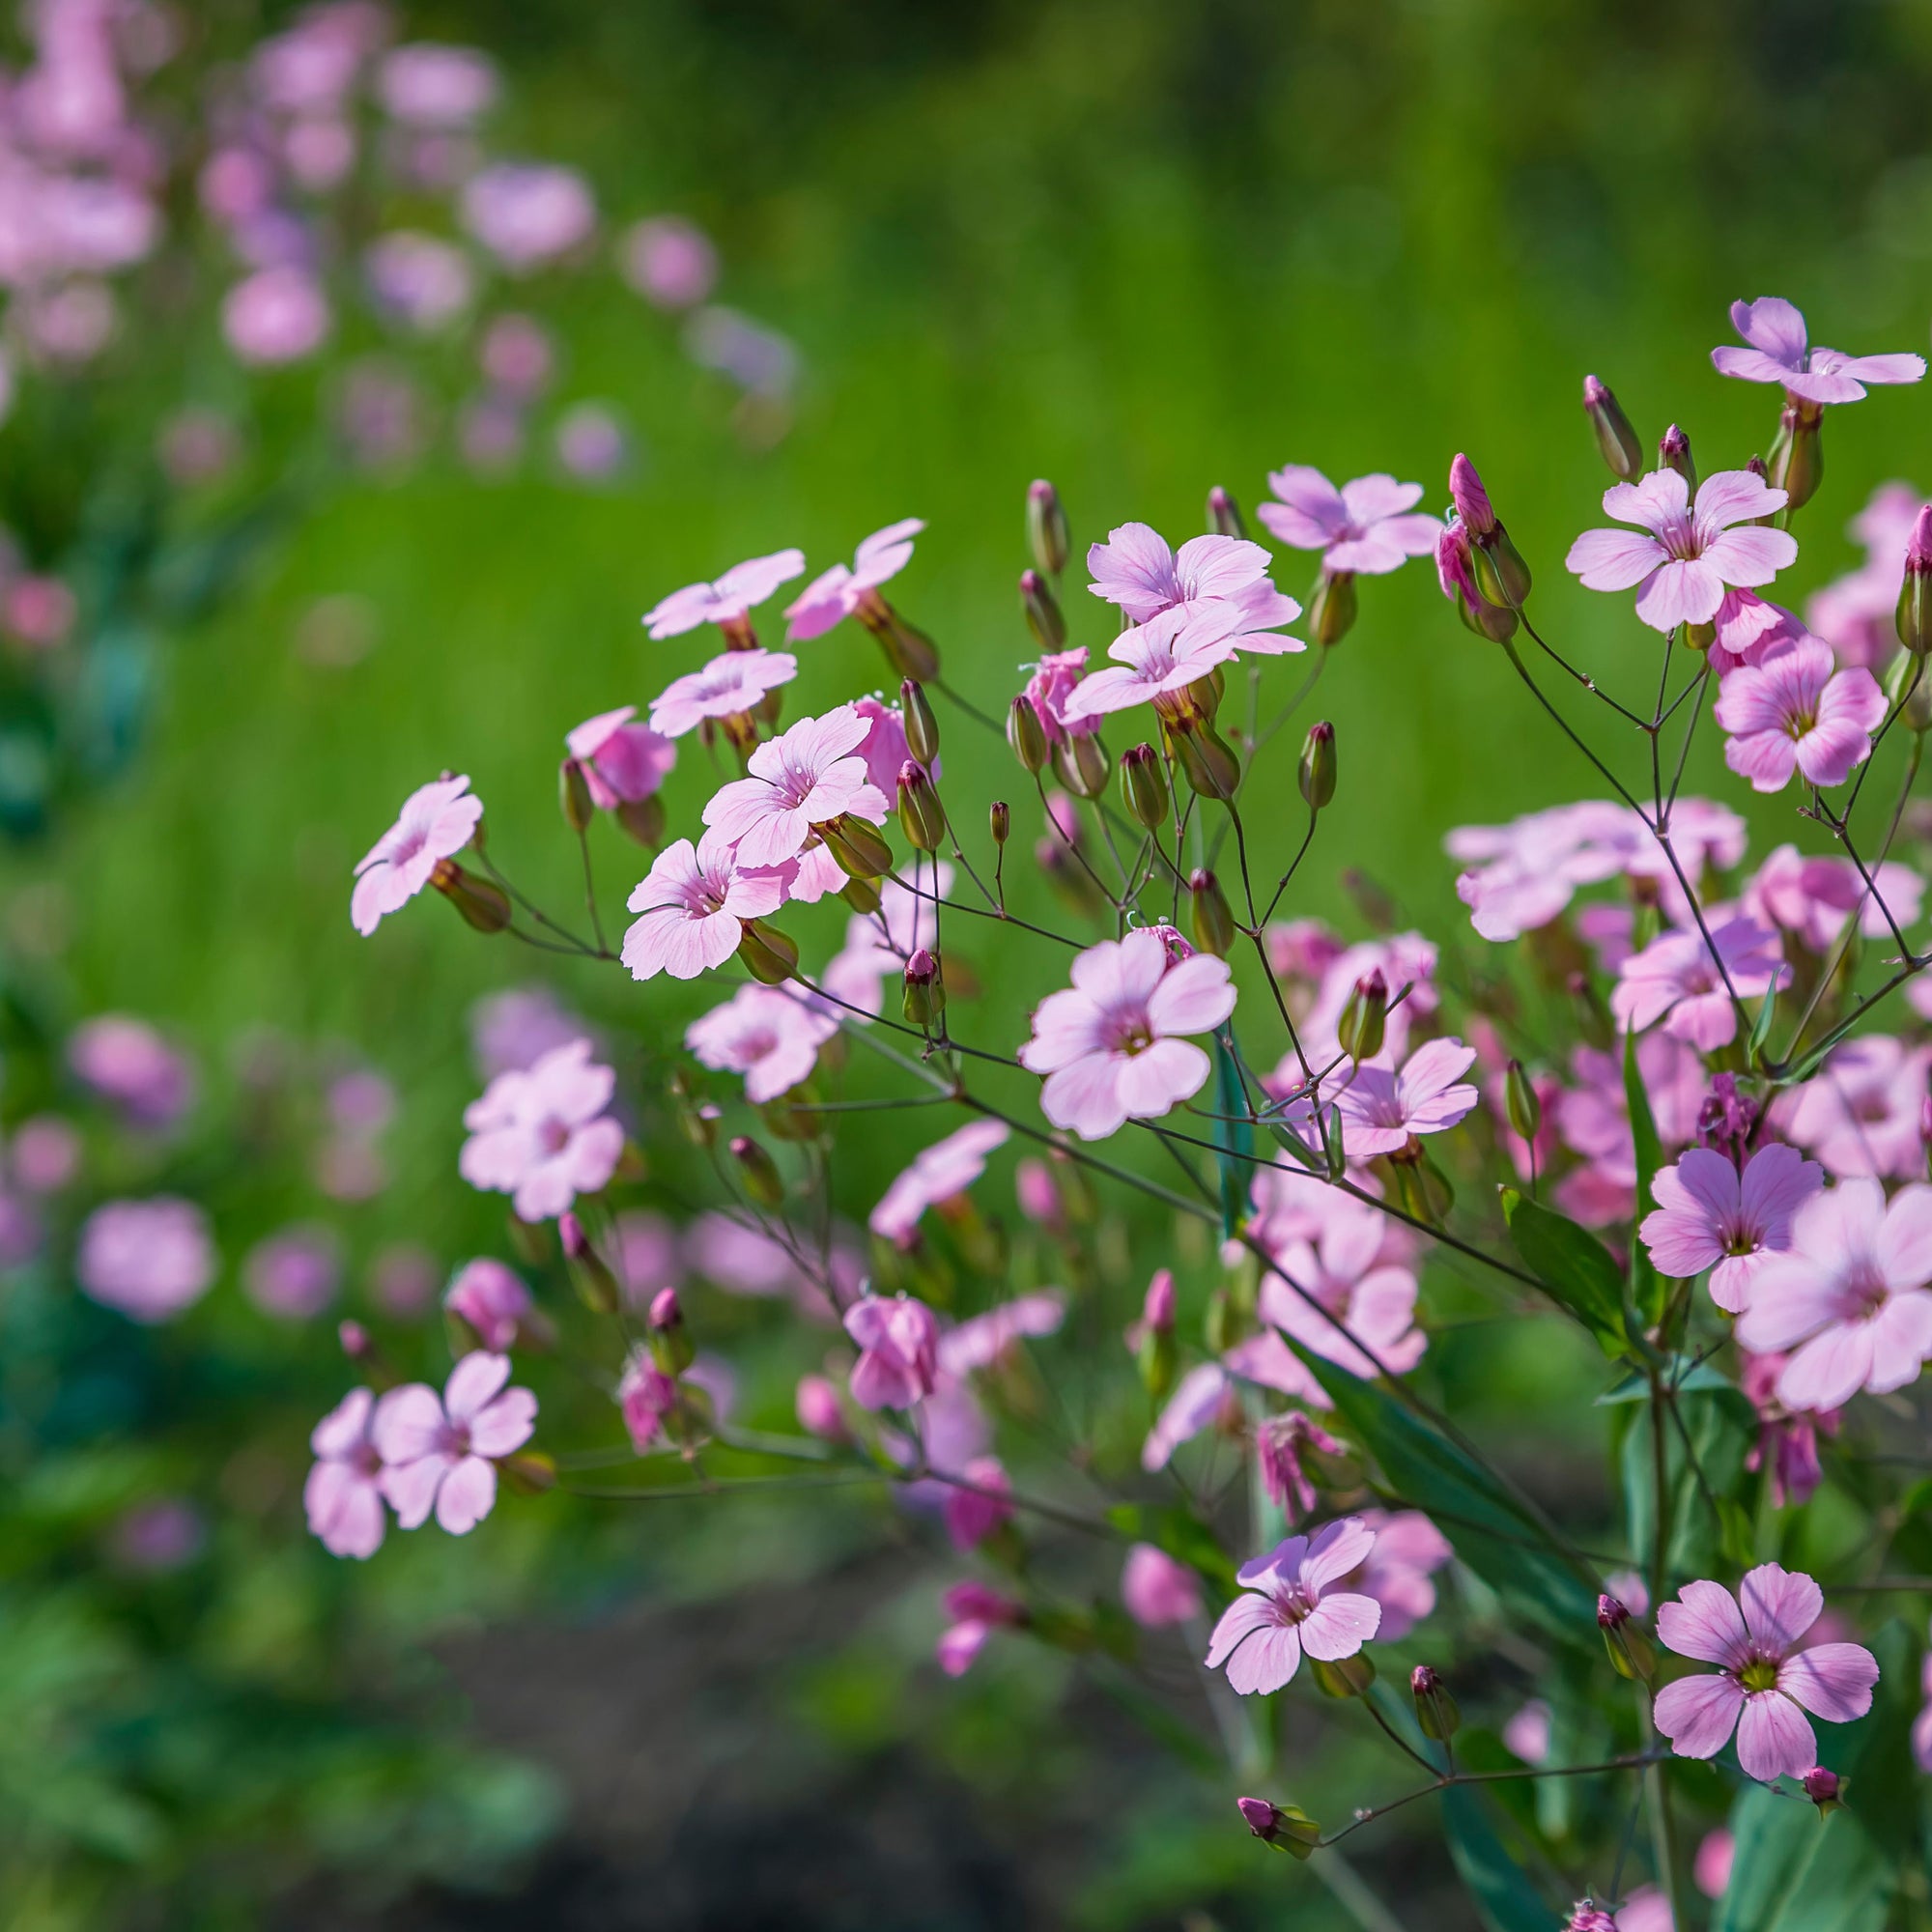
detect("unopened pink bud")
(648, 1286), (681, 1330)
(795, 1373), (848, 1442)
(1143, 1268), (1176, 1332)
(1910, 504), (1932, 574)
(1448, 453), (1495, 536)
(559, 1210), (590, 1261)
(1596, 1592), (1630, 1629)
(1236, 1796), (1280, 1839)
(338, 1319), (371, 1359)
(1802, 1765), (1843, 1812)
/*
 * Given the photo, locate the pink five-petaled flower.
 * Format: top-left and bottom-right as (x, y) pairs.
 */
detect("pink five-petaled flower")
(458, 1037), (625, 1222)
(1259, 467), (1441, 574)
(1653, 1564), (1878, 1782)
(1023, 647), (1101, 745)
(1566, 469), (1797, 634)
(373, 1352), (538, 1536)
(700, 704), (890, 867)
(1736, 1177), (1932, 1410)
(842, 1293), (941, 1410)
(1711, 297), (1926, 408)
(784, 520), (923, 640)
(351, 774), (483, 935)
(564, 707), (675, 808)
(622, 828), (790, 980)
(1329, 1038), (1479, 1160)
(1058, 606), (1246, 724)
(1122, 1543), (1204, 1628)
(647, 649), (798, 739)
(305, 1387), (387, 1558)
(1715, 639), (1887, 793)
(1087, 523), (1280, 625)
(685, 984), (837, 1104)
(1611, 917), (1789, 1052)
(1015, 927), (1237, 1140)
(1205, 1517), (1382, 1695)
(869, 1120), (1011, 1248)
(1640, 1144), (1824, 1314)
(642, 549), (806, 639)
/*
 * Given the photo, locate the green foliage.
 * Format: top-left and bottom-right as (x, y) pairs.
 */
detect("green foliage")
(1500, 1187), (1629, 1354)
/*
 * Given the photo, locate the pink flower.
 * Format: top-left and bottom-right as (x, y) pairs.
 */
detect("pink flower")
(1771, 1037), (1932, 1179)
(222, 265), (330, 363)
(936, 1580), (1023, 1676)
(76, 1198), (215, 1322)
(1566, 469), (1797, 633)
(458, 1037), (625, 1222)
(1259, 467), (1440, 574)
(1611, 918), (1788, 1052)
(1736, 1178), (1932, 1409)
(305, 1388), (387, 1558)
(1016, 928), (1237, 1140)
(1328, 1037), (1479, 1159)
(1255, 1194), (1427, 1378)
(461, 162), (595, 270)
(565, 706), (676, 808)
(244, 1223), (341, 1320)
(1694, 1828), (1736, 1899)
(1807, 483), (1928, 669)
(643, 550), (807, 640)
(374, 1352), (537, 1535)
(1502, 1699), (1550, 1764)
(1711, 296), (1925, 407)
(1715, 639), (1887, 792)
(1122, 1543), (1204, 1627)
(1746, 843), (1924, 952)
(618, 1350), (679, 1449)
(647, 648), (797, 738)
(1447, 801), (1638, 941)
(377, 43), (498, 127)
(363, 231), (473, 332)
(849, 694), (925, 793)
(444, 1258), (532, 1351)
(784, 521), (924, 640)
(1058, 606), (1244, 723)
(701, 704), (890, 867)
(869, 1121), (1010, 1247)
(1023, 646), (1102, 745)
(938, 1290), (1066, 1377)
(944, 1455), (1012, 1550)
(619, 215), (718, 310)
(1087, 523), (1285, 625)
(1639, 1145), (1824, 1313)
(622, 829), (790, 980)
(1346, 1509), (1453, 1641)
(351, 774), (482, 935)
(1653, 1564), (1878, 1781)
(1142, 1363), (1236, 1471)
(1205, 1517), (1382, 1695)
(1740, 1350), (1837, 1508)
(1913, 1631), (1932, 1774)
(1255, 1409), (1344, 1516)
(686, 984), (836, 1104)
(554, 404), (631, 482)
(69, 1014), (195, 1128)
(843, 1293), (941, 1409)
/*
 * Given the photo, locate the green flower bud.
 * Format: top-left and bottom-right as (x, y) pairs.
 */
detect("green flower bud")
(559, 757), (595, 834)
(1309, 1653), (1376, 1698)
(901, 679), (941, 765)
(1020, 568), (1067, 651)
(1410, 1664), (1461, 1741)
(1767, 403), (1823, 513)
(736, 918), (798, 984)
(1052, 730), (1110, 801)
(989, 800), (1010, 846)
(1336, 969), (1387, 1064)
(1298, 720), (1336, 810)
(896, 760), (948, 852)
(1581, 374), (1643, 481)
(730, 1134), (785, 1209)
(1308, 569), (1357, 645)
(819, 812), (895, 880)
(1027, 478), (1070, 577)
(1504, 1059), (1542, 1144)
(1121, 742), (1170, 831)
(560, 1211), (620, 1314)
(1206, 486), (1246, 538)
(1189, 868), (1236, 957)
(1008, 695), (1050, 773)
(432, 860), (512, 934)
(614, 793), (666, 847)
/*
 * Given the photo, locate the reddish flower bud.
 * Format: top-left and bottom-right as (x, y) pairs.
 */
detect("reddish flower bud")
(1659, 423), (1697, 491)
(1448, 453), (1495, 536)
(1298, 720), (1336, 810)
(1020, 567), (1067, 650)
(1582, 373), (1643, 481)
(1188, 867), (1236, 957)
(1597, 1592), (1656, 1680)
(897, 759), (948, 852)
(1206, 486), (1246, 539)
(559, 1211), (620, 1314)
(989, 799), (1010, 846)
(559, 757), (594, 834)
(1027, 478), (1070, 577)
(1802, 1766), (1844, 1814)
(1007, 695), (1049, 773)
(431, 860), (512, 933)
(1121, 742), (1170, 831)
(648, 1286), (681, 1330)
(1410, 1662), (1461, 1740)
(1236, 1796), (1319, 1857)
(903, 947), (946, 1026)
(1142, 1268), (1177, 1333)
(338, 1319), (372, 1360)
(1308, 567), (1357, 644)
(1337, 968), (1387, 1064)
(1897, 504), (1932, 656)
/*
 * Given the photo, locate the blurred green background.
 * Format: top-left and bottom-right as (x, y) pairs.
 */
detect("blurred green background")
(14, 0), (1932, 1923)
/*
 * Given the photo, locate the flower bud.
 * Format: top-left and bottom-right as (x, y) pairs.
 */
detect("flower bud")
(1189, 868), (1236, 957)
(1768, 402), (1824, 512)
(819, 812), (895, 880)
(1581, 374), (1644, 481)
(1298, 721), (1336, 810)
(1309, 1652), (1376, 1698)
(1122, 743), (1170, 831)
(989, 800), (1010, 846)
(1437, 518), (1518, 641)
(1168, 715), (1241, 800)
(1659, 423), (1696, 492)
(1887, 647), (1932, 731)
(1597, 1592), (1656, 1681)
(1410, 1663), (1461, 1741)
(1142, 1268), (1176, 1332)
(1567, 1906), (1618, 1932)
(1007, 694), (1050, 773)
(900, 679), (941, 765)
(736, 917), (798, 984)
(1206, 485), (1246, 539)
(875, 610), (941, 682)
(1321, 1103), (1348, 1182)
(796, 1373), (849, 1443)
(646, 1285), (695, 1373)
(1236, 1797), (1320, 1858)
(559, 757), (594, 834)
(1470, 526), (1533, 611)
(614, 793), (666, 847)
(431, 860), (512, 934)
(1504, 1059), (1541, 1144)
(1020, 567), (1067, 650)
(559, 1211), (620, 1314)
(1336, 969), (1387, 1064)
(840, 874), (882, 914)
(730, 1134), (785, 1209)
(339, 1319), (372, 1361)
(1027, 478), (1070, 577)
(1308, 568), (1357, 645)
(897, 760), (948, 852)
(1895, 505), (1932, 657)
(1448, 454), (1496, 537)
(903, 948), (946, 1026)
(1801, 1766), (1844, 1815)
(1053, 730), (1111, 801)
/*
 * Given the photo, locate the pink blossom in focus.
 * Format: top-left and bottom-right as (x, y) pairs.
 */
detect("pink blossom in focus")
(1087, 523), (1287, 626)
(1711, 297), (1925, 407)
(1639, 1144), (1823, 1313)
(243, 1223), (341, 1320)
(686, 983), (837, 1103)
(1736, 1178), (1932, 1409)
(565, 706), (676, 809)
(458, 1037), (624, 1222)
(1017, 928), (1236, 1140)
(444, 1258), (531, 1351)
(648, 648), (797, 738)
(1324, 1037), (1478, 1160)
(374, 1351), (537, 1535)
(619, 215), (718, 310)
(869, 1121), (1010, 1248)
(1611, 918), (1788, 1052)
(1652, 1564), (1877, 1781)
(305, 1387), (387, 1558)
(1715, 639), (1886, 792)
(622, 828), (790, 980)
(350, 774), (482, 935)
(69, 1014), (194, 1127)
(1057, 606), (1246, 723)
(461, 162), (595, 270)
(1770, 1036), (1932, 1180)
(377, 43), (498, 127)
(76, 1197), (216, 1322)
(1206, 1517), (1382, 1695)
(1566, 469), (1796, 633)
(1122, 1543), (1203, 1627)
(784, 520), (924, 640)
(1259, 467), (1440, 574)
(1022, 646), (1101, 745)
(938, 1291), (1066, 1377)
(944, 1455), (1011, 1550)
(843, 1293), (940, 1409)
(702, 704), (890, 867)
(222, 265), (330, 363)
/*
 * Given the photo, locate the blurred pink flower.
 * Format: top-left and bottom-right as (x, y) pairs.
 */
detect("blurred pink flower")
(622, 828), (790, 980)
(2, 573), (76, 645)
(1639, 1144), (1823, 1313)
(222, 265), (330, 363)
(869, 1120), (1009, 1248)
(784, 520), (923, 641)
(69, 1013), (194, 1127)
(565, 706), (675, 809)
(843, 1293), (940, 1409)
(944, 1454), (1011, 1551)
(1346, 1509), (1452, 1641)
(351, 774), (482, 935)
(937, 1580), (1023, 1676)
(1502, 1698), (1550, 1764)
(1255, 1193), (1427, 1378)
(1806, 482), (1927, 669)
(611, 1210), (681, 1306)
(243, 1223), (341, 1320)
(444, 1258), (532, 1351)
(686, 983), (836, 1103)
(1122, 1543), (1203, 1627)
(378, 43), (498, 127)
(645, 550), (805, 641)
(1207, 1517), (1381, 1695)
(1260, 467), (1439, 574)
(10, 1114), (80, 1193)
(1716, 639), (1886, 792)
(939, 1290), (1065, 1377)
(363, 230), (473, 331)
(76, 1197), (215, 1322)
(619, 214), (718, 310)
(459, 1037), (625, 1222)
(1746, 843), (1923, 952)
(1255, 1409), (1343, 1516)
(469, 985), (589, 1081)
(1740, 1350), (1837, 1508)
(477, 313), (554, 396)
(462, 161), (595, 270)
(369, 1242), (438, 1317)
(305, 1387), (387, 1558)
(554, 403), (630, 482)
(648, 647), (797, 738)
(1694, 1828), (1736, 1900)
(1142, 1363), (1236, 1471)
(618, 1350), (679, 1450)
(108, 1497), (207, 1574)
(1711, 296), (1925, 406)
(375, 1352), (537, 1535)
(1611, 917), (1788, 1052)
(1770, 1036), (1932, 1179)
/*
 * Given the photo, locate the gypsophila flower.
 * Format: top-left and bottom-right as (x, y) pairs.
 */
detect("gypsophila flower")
(701, 704), (890, 867)
(869, 1121), (1010, 1248)
(374, 1351), (537, 1535)
(785, 520), (923, 640)
(644, 550), (807, 640)
(647, 648), (797, 739)
(1206, 1517), (1382, 1695)
(1711, 297), (1925, 407)
(1640, 1144), (1823, 1313)
(1610, 917), (1788, 1052)
(304, 1388), (387, 1558)
(843, 1293), (941, 1410)
(351, 774), (482, 935)
(443, 1258), (532, 1351)
(459, 1037), (624, 1222)
(1328, 1037), (1479, 1159)
(622, 828), (791, 980)
(938, 1291), (1066, 1377)
(564, 707), (675, 807)
(1715, 638), (1887, 792)
(1259, 467), (1440, 574)
(76, 1198), (216, 1322)
(1122, 1543), (1203, 1627)
(686, 984), (837, 1104)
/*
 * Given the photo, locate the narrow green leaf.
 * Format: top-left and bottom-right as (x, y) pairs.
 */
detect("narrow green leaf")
(1500, 1187), (1628, 1353)
(1442, 1786), (1554, 1932)
(1623, 1029), (1664, 1324)
(1620, 1385), (1755, 1579)
(1211, 1031), (1253, 1242)
(1747, 979), (1779, 1065)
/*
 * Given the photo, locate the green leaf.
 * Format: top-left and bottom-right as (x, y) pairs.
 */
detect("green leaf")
(1211, 1030), (1253, 1242)
(1620, 1384), (1756, 1579)
(1500, 1187), (1628, 1354)
(1442, 1786), (1553, 1932)
(1623, 1030), (1664, 1325)
(1747, 980), (1780, 1065)
(1597, 1357), (1737, 1403)
(1285, 1342), (1599, 1646)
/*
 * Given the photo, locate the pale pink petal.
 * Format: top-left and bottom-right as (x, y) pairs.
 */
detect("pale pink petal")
(1567, 526), (1667, 591)
(1831, 351), (1926, 385)
(1303, 1515), (1377, 1587)
(1224, 1622), (1302, 1695)
(468, 1386), (537, 1456)
(1147, 955), (1237, 1037)
(1711, 345), (1802, 385)
(1039, 1055), (1129, 1141)
(1865, 1289), (1932, 1390)
(1653, 1671), (1745, 1758)
(1205, 1591), (1275, 1667)
(1731, 298), (1809, 365)
(1735, 1692), (1817, 1782)
(1658, 1578), (1750, 1666)
(1635, 557), (1727, 630)
(379, 1454), (445, 1529)
(1298, 1591), (1380, 1660)
(1777, 1322), (1876, 1411)
(1777, 1643), (1879, 1723)
(433, 1454), (497, 1533)
(1695, 469), (1789, 530)
(1725, 729), (1800, 793)
(1113, 1037), (1209, 1118)
(1737, 1563), (1821, 1654)
(370, 1383), (445, 1463)
(444, 1350), (512, 1422)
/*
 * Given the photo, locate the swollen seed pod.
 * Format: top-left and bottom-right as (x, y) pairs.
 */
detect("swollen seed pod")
(1008, 694), (1050, 773)
(897, 760), (948, 852)
(819, 812), (895, 880)
(1122, 743), (1170, 831)
(1336, 969), (1387, 1064)
(559, 757), (594, 834)
(1020, 568), (1067, 650)
(1768, 403), (1823, 512)
(1189, 868), (1236, 957)
(736, 918), (798, 984)
(901, 679), (941, 765)
(1298, 721), (1336, 810)
(903, 948), (946, 1026)
(614, 794), (666, 847)
(1308, 568), (1357, 645)
(730, 1134), (785, 1209)
(1504, 1060), (1542, 1144)
(559, 1211), (620, 1314)
(1206, 485), (1246, 539)
(1581, 374), (1643, 481)
(432, 861), (512, 934)
(1027, 478), (1070, 577)
(989, 800), (1010, 846)
(1896, 506), (1932, 656)
(839, 874), (883, 914)
(1054, 731), (1111, 801)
